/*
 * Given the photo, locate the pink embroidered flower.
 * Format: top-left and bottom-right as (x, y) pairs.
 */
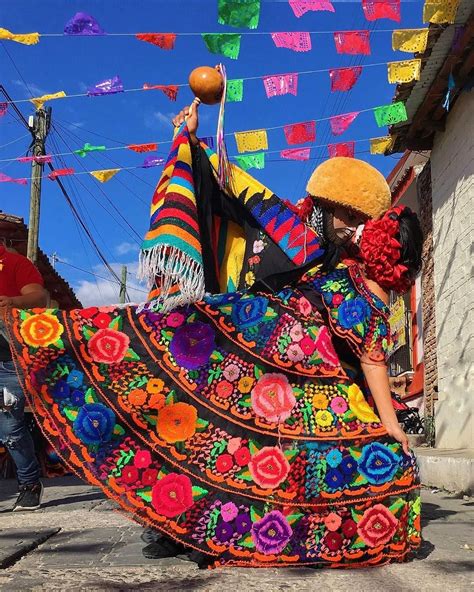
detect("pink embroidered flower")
(166, 312), (185, 328)
(315, 326), (339, 366)
(248, 255), (260, 266)
(88, 328), (130, 365)
(251, 373), (296, 423)
(287, 343), (305, 362)
(332, 294), (344, 306)
(216, 380), (234, 399)
(298, 297), (312, 316)
(253, 239), (265, 254)
(324, 512), (342, 532)
(357, 504), (398, 547)
(227, 437), (242, 455)
(134, 449), (152, 469)
(299, 336), (316, 356)
(249, 446), (290, 489)
(289, 322), (304, 342)
(221, 501), (239, 522)
(223, 363), (241, 382)
(330, 396), (348, 415)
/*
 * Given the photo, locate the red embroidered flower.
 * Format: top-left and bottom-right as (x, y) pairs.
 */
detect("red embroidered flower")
(234, 446), (251, 467)
(324, 531), (343, 551)
(151, 473), (194, 518)
(79, 307), (98, 319)
(216, 380), (234, 399)
(215, 453), (234, 473)
(87, 328), (130, 364)
(332, 294), (344, 306)
(134, 449), (152, 469)
(249, 446), (290, 489)
(251, 373), (296, 423)
(142, 468), (158, 486)
(299, 336), (316, 356)
(315, 326), (339, 366)
(93, 312), (111, 329)
(357, 504), (398, 547)
(121, 466), (139, 485)
(342, 519), (357, 538)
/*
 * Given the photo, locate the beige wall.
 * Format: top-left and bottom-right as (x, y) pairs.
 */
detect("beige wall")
(430, 90), (474, 449)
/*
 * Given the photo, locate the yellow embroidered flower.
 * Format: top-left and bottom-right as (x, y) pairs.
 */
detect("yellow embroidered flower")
(347, 384), (379, 423)
(315, 409), (333, 427)
(312, 393), (329, 409)
(238, 376), (254, 394)
(147, 378), (164, 394)
(20, 312), (63, 348)
(245, 271), (255, 287)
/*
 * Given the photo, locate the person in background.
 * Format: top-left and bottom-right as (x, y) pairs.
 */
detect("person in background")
(0, 243), (47, 511)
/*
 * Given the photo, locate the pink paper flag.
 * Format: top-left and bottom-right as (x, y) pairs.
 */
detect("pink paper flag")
(289, 0), (335, 18)
(329, 112), (359, 136)
(263, 73), (298, 98)
(284, 121), (316, 145)
(0, 102), (8, 117)
(281, 148), (311, 161)
(17, 154), (52, 164)
(334, 31), (371, 55)
(328, 142), (355, 158)
(362, 0), (401, 22)
(271, 32), (312, 52)
(329, 67), (363, 92)
(0, 172), (27, 185)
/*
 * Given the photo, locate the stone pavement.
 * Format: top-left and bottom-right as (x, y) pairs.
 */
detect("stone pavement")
(0, 477), (472, 591)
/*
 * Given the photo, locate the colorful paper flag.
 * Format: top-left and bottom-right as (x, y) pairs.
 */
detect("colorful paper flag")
(262, 73), (298, 98)
(328, 142), (355, 158)
(88, 76), (124, 97)
(142, 156), (165, 168)
(362, 0), (401, 22)
(329, 112), (359, 136)
(226, 79), (244, 102)
(0, 28), (39, 45)
(280, 148), (311, 161)
(202, 136), (215, 149)
(30, 91), (66, 109)
(0, 172), (27, 185)
(271, 32), (312, 52)
(388, 59), (422, 84)
(48, 168), (74, 180)
(423, 0), (460, 24)
(235, 130), (268, 153)
(218, 0), (261, 29)
(17, 155), (52, 164)
(142, 83), (179, 101)
(64, 12), (105, 35)
(284, 121), (316, 145)
(235, 152), (265, 171)
(392, 28), (429, 53)
(0, 102), (8, 117)
(90, 169), (120, 183)
(334, 31), (371, 55)
(373, 101), (408, 127)
(202, 34), (241, 60)
(329, 67), (363, 92)
(288, 0), (335, 18)
(127, 143), (158, 153)
(370, 136), (394, 154)
(136, 33), (176, 49)
(74, 143), (107, 157)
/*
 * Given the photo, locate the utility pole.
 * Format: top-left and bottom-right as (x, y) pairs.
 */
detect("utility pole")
(119, 265), (128, 303)
(50, 252), (58, 269)
(27, 107), (51, 263)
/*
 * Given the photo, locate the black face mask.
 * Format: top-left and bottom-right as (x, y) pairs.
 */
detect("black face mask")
(307, 203), (354, 247)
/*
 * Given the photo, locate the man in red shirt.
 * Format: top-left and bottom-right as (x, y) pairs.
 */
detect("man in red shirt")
(0, 244), (47, 511)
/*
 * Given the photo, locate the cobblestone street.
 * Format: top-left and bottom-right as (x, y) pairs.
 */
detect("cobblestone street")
(0, 477), (472, 591)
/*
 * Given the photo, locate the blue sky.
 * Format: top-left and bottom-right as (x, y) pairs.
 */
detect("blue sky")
(0, 0), (426, 305)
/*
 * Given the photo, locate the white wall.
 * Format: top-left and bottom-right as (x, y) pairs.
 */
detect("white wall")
(430, 90), (474, 449)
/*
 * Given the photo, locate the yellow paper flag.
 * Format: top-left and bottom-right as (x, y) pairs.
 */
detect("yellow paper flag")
(234, 130), (268, 154)
(392, 29), (429, 53)
(370, 136), (394, 155)
(423, 0), (460, 24)
(30, 91), (67, 109)
(90, 169), (120, 183)
(0, 28), (40, 45)
(388, 59), (422, 84)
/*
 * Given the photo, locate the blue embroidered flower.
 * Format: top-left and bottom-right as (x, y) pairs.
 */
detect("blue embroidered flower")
(67, 370), (84, 388)
(339, 455), (358, 477)
(205, 292), (241, 305)
(324, 467), (346, 490)
(338, 297), (370, 329)
(358, 442), (400, 484)
(52, 380), (70, 401)
(326, 448), (343, 468)
(71, 389), (85, 407)
(231, 296), (268, 328)
(378, 322), (388, 336)
(73, 403), (115, 445)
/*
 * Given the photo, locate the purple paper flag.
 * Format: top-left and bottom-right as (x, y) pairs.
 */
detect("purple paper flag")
(201, 136), (215, 149)
(280, 148), (311, 161)
(142, 155), (165, 168)
(64, 12), (105, 35)
(329, 112), (359, 136)
(87, 76), (124, 97)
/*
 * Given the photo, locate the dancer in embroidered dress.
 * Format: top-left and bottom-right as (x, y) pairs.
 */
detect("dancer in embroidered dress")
(4, 112), (422, 568)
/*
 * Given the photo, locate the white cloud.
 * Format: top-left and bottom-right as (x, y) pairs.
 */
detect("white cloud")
(145, 110), (176, 130)
(115, 241), (140, 256)
(12, 79), (47, 97)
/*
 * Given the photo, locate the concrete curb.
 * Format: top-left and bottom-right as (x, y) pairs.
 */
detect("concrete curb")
(415, 447), (474, 495)
(0, 528), (60, 569)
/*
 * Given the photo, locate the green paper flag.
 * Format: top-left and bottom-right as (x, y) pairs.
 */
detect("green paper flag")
(218, 0), (261, 30)
(373, 101), (408, 127)
(235, 152), (265, 171)
(202, 33), (241, 60)
(74, 143), (107, 157)
(227, 79), (244, 102)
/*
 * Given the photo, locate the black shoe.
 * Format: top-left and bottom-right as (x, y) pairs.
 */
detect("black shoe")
(142, 538), (187, 559)
(12, 482), (43, 512)
(141, 527), (163, 545)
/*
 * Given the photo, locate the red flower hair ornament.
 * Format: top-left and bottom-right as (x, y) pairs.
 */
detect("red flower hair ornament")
(360, 206), (412, 294)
